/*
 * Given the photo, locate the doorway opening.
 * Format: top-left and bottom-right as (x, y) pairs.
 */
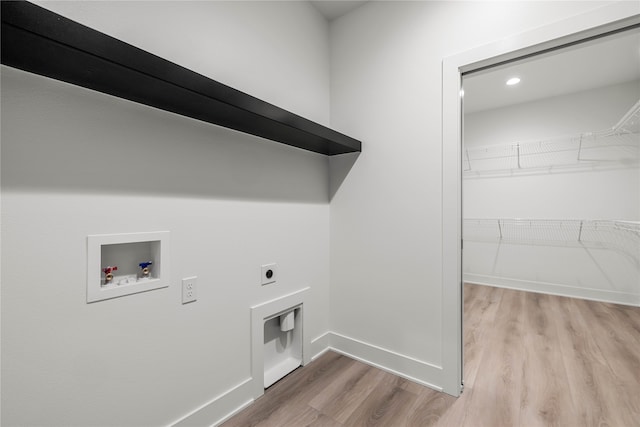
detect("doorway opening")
(458, 26), (639, 423)
(441, 4), (640, 397)
(462, 27), (640, 304)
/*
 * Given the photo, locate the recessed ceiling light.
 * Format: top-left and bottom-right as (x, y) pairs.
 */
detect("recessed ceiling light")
(506, 77), (521, 86)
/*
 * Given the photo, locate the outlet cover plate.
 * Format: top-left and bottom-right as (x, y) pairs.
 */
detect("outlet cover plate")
(261, 264), (277, 286)
(182, 276), (197, 304)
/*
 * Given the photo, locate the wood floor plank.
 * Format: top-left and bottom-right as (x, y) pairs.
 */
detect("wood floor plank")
(519, 292), (576, 427)
(306, 413), (344, 427)
(310, 362), (385, 423)
(405, 386), (459, 426)
(255, 405), (342, 427)
(462, 283), (502, 385)
(609, 302), (640, 341)
(307, 357), (371, 410)
(550, 294), (616, 427)
(220, 352), (352, 427)
(457, 287), (525, 427)
(571, 297), (640, 426)
(222, 285), (640, 427)
(431, 285), (502, 427)
(341, 370), (417, 426)
(597, 302), (640, 426)
(581, 299), (640, 381)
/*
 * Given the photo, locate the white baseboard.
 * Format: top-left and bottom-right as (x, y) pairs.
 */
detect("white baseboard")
(170, 378), (253, 427)
(311, 332), (331, 361)
(170, 331), (446, 426)
(327, 332), (443, 392)
(464, 273), (640, 307)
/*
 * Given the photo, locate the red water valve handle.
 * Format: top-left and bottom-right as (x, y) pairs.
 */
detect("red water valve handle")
(102, 266), (118, 283)
(102, 266), (118, 275)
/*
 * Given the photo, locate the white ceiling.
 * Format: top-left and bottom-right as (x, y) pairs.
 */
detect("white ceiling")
(464, 28), (640, 113)
(308, 2), (638, 113)
(309, 0), (368, 21)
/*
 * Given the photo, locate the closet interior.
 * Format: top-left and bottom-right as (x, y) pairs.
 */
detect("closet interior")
(462, 28), (640, 307)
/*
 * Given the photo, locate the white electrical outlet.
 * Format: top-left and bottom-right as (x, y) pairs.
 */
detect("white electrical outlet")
(182, 276), (197, 304)
(261, 264), (277, 286)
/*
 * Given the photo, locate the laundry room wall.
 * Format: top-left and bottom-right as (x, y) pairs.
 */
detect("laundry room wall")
(1, 2), (332, 425)
(328, 0), (620, 392)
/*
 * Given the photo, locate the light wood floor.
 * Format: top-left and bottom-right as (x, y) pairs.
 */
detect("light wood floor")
(221, 284), (640, 426)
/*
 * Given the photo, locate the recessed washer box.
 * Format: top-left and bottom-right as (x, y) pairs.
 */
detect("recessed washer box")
(87, 231), (169, 303)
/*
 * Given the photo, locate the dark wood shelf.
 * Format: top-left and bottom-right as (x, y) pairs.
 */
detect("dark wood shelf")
(1, 1), (361, 156)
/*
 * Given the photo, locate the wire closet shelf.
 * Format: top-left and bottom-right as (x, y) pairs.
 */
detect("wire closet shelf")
(463, 218), (640, 265)
(464, 99), (640, 176)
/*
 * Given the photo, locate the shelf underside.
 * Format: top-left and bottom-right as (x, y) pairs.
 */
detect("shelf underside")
(1, 1), (361, 156)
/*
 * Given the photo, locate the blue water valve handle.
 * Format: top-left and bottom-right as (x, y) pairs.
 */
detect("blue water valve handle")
(139, 261), (153, 277)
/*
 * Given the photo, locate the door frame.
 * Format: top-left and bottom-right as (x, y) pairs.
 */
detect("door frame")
(441, 2), (640, 396)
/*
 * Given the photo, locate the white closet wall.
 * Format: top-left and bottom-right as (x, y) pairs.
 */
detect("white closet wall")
(464, 80), (640, 306)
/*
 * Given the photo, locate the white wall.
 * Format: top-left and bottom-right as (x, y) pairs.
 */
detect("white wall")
(465, 80), (640, 150)
(328, 0), (615, 389)
(1, 2), (331, 426)
(463, 81), (640, 305)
